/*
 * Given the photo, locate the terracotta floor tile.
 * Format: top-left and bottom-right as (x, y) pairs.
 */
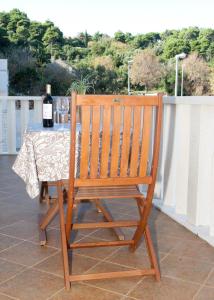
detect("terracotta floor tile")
(106, 244), (166, 270)
(129, 276), (200, 300)
(161, 254), (213, 284)
(0, 234), (22, 252)
(85, 261), (141, 295)
(34, 251), (100, 277)
(170, 239), (214, 264)
(151, 218), (199, 241)
(0, 293), (16, 300)
(0, 268), (63, 300)
(0, 241), (58, 266)
(74, 236), (121, 260)
(0, 259), (26, 284)
(50, 283), (122, 300)
(30, 228), (85, 248)
(90, 228), (119, 241)
(205, 269), (214, 287)
(0, 220), (39, 240)
(194, 286), (214, 300)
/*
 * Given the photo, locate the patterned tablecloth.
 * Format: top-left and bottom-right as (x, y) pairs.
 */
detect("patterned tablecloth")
(12, 123), (80, 199)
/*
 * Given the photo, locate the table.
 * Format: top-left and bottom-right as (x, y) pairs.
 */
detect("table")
(13, 123), (125, 243)
(13, 123), (80, 199)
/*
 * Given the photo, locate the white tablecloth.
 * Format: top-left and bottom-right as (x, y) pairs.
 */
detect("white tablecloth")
(12, 123), (80, 199)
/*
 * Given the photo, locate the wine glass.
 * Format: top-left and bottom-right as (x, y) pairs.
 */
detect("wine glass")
(59, 98), (70, 123)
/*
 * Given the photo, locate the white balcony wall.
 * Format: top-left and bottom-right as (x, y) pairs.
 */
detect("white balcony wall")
(154, 96), (214, 247)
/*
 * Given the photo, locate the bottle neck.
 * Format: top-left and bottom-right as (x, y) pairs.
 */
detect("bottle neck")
(46, 84), (51, 95)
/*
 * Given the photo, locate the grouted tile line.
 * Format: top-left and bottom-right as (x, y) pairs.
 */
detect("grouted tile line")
(0, 266), (28, 287)
(160, 251), (214, 268)
(81, 281), (126, 298)
(0, 240), (25, 254)
(0, 256), (32, 268)
(0, 240), (24, 254)
(26, 239), (61, 251)
(192, 265), (214, 299)
(0, 219), (27, 230)
(124, 277), (145, 298)
(0, 250), (63, 288)
(120, 295), (139, 300)
(29, 249), (61, 269)
(192, 284), (207, 299)
(74, 245), (123, 277)
(204, 265), (214, 287)
(0, 292), (19, 300)
(46, 287), (65, 300)
(163, 274), (206, 287)
(0, 229), (40, 242)
(30, 266), (64, 279)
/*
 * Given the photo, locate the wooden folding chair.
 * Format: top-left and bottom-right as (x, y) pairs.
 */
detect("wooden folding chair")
(57, 92), (163, 289)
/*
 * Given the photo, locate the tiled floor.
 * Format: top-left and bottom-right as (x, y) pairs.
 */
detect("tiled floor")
(0, 155), (214, 300)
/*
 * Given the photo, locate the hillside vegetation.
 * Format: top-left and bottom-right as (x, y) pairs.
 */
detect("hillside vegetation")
(0, 9), (214, 95)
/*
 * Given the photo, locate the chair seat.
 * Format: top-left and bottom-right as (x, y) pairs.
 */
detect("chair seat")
(75, 185), (143, 200)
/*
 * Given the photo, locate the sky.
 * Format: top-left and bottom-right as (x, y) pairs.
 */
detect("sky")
(1, 0), (214, 37)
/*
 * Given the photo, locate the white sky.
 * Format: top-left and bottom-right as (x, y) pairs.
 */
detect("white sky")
(1, 0), (214, 37)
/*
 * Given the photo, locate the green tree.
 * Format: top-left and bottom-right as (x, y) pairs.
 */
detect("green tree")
(132, 32), (160, 49)
(6, 9), (30, 45)
(162, 37), (191, 59)
(0, 26), (9, 49)
(42, 25), (64, 57)
(114, 31), (126, 43)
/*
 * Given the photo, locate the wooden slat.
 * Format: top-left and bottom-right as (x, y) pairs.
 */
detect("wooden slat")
(72, 220), (139, 229)
(90, 106), (100, 178)
(139, 106), (152, 177)
(76, 95), (159, 106)
(69, 240), (134, 249)
(75, 185), (143, 199)
(70, 269), (155, 282)
(110, 106), (121, 177)
(120, 106), (132, 177)
(130, 106), (141, 177)
(100, 106), (111, 178)
(80, 106), (90, 178)
(75, 176), (152, 187)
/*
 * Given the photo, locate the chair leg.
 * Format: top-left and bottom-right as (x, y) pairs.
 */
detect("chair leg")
(40, 181), (50, 205)
(39, 182), (45, 203)
(130, 197), (160, 280)
(144, 225), (160, 281)
(130, 197), (147, 251)
(65, 191), (75, 241)
(57, 182), (70, 290)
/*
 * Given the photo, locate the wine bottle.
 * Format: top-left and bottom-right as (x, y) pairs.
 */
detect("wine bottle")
(43, 84), (54, 127)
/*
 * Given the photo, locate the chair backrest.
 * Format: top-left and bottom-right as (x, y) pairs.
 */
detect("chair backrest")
(69, 93), (162, 189)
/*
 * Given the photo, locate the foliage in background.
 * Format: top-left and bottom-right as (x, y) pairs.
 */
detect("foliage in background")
(0, 9), (214, 95)
(183, 53), (211, 95)
(67, 75), (94, 95)
(130, 49), (165, 91)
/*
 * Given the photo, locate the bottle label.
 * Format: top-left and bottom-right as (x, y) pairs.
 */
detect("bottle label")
(43, 104), (52, 119)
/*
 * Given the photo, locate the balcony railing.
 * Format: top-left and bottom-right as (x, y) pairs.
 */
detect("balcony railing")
(1, 95), (214, 247)
(0, 96), (69, 154)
